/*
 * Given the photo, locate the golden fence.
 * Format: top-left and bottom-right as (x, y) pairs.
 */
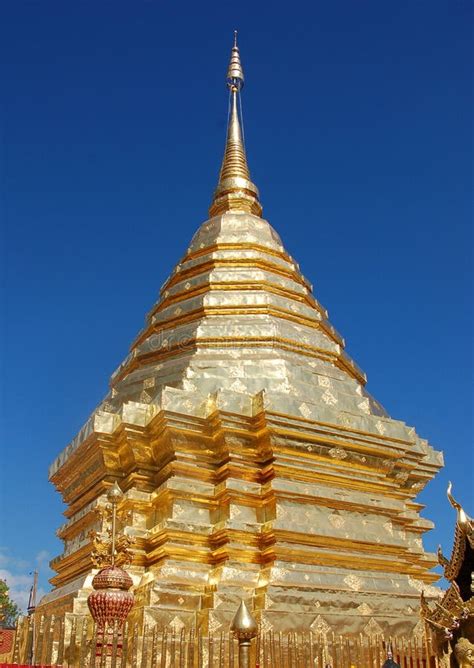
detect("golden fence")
(8, 615), (439, 667)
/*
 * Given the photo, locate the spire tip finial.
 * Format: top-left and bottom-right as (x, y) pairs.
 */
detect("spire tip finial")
(209, 34), (262, 218)
(226, 31), (244, 89)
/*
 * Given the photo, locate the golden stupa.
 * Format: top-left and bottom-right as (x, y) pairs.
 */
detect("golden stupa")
(39, 36), (443, 637)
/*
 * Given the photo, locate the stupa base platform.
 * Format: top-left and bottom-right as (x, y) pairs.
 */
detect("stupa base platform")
(43, 388), (441, 637)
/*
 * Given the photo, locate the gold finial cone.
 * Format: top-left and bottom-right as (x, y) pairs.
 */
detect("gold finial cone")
(209, 35), (262, 218)
(230, 599), (258, 640)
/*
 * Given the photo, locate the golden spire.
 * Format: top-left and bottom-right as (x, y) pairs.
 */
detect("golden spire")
(209, 32), (262, 218)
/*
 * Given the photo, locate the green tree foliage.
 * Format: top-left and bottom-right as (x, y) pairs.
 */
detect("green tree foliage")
(0, 579), (20, 627)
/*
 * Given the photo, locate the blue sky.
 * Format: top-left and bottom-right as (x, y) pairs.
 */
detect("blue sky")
(1, 1), (472, 609)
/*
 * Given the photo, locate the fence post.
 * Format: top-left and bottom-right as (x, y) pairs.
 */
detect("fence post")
(231, 600), (258, 668)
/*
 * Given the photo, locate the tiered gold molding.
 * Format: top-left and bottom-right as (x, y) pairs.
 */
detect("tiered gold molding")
(112, 226), (366, 389)
(42, 384), (441, 635)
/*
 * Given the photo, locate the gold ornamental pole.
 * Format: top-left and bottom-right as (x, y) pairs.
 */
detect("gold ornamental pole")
(231, 599), (258, 668)
(107, 481), (123, 566)
(87, 481), (135, 664)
